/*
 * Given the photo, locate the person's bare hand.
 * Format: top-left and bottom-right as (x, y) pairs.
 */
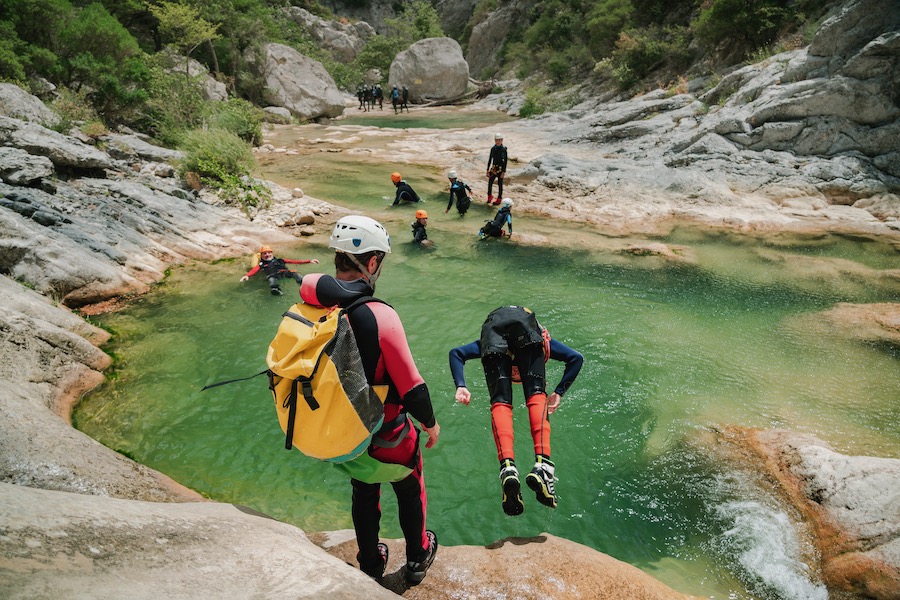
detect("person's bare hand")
(422, 422), (440, 448)
(455, 387), (471, 405)
(548, 392), (562, 414)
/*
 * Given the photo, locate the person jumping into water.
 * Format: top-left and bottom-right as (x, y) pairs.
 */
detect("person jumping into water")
(448, 306), (583, 515)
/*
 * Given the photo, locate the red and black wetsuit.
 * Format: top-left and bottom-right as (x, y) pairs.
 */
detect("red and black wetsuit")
(299, 273), (436, 572)
(244, 257), (313, 290)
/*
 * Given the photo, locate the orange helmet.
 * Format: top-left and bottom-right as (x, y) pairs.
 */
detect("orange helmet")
(259, 245), (273, 253)
(415, 209), (428, 219)
(390, 172), (402, 183)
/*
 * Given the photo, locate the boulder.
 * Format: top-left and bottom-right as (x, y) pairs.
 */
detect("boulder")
(102, 133), (184, 163)
(466, 0), (536, 78)
(389, 38), (469, 103)
(248, 43), (345, 120)
(0, 147), (55, 185)
(0, 83), (59, 126)
(284, 7), (375, 62)
(0, 116), (113, 171)
(163, 53), (228, 102)
(0, 483), (399, 600)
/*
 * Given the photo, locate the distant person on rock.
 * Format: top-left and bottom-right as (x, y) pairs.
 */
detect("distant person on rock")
(391, 172), (421, 205)
(448, 306), (583, 515)
(391, 85), (400, 114)
(240, 245), (319, 295)
(445, 170), (472, 216)
(479, 198), (513, 240)
(401, 86), (410, 113)
(374, 84), (383, 110)
(486, 133), (507, 205)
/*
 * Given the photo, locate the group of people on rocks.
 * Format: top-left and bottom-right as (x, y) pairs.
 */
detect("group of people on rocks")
(357, 83), (409, 114)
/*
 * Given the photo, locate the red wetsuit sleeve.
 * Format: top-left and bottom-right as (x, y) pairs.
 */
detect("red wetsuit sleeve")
(368, 302), (436, 428)
(244, 265), (260, 277)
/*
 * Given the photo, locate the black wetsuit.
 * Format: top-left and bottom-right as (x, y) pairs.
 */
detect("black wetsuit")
(447, 180), (472, 215)
(487, 144), (508, 199)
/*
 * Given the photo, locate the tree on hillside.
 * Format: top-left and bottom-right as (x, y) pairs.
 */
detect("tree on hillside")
(53, 2), (149, 121)
(149, 0), (220, 80)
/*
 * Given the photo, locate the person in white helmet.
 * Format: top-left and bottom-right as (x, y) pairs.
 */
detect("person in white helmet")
(479, 197), (513, 239)
(486, 133), (507, 205)
(298, 215), (440, 585)
(445, 170), (472, 216)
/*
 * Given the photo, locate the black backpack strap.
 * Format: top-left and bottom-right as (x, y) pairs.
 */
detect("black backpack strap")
(284, 379), (299, 450)
(200, 369), (268, 392)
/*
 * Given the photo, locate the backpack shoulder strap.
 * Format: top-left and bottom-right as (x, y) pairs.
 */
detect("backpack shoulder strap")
(342, 296), (391, 315)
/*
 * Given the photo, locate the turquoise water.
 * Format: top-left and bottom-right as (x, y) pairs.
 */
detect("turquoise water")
(74, 113), (900, 599)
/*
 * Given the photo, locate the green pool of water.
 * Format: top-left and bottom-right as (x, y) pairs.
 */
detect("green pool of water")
(74, 111), (900, 599)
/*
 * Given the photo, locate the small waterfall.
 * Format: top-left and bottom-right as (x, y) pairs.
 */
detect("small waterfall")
(708, 474), (827, 600)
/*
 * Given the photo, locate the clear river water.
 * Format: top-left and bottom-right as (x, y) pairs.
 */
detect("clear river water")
(74, 110), (899, 600)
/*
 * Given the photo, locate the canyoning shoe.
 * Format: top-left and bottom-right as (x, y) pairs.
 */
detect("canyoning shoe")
(270, 286), (283, 296)
(405, 530), (437, 585)
(499, 459), (524, 516)
(357, 542), (389, 579)
(525, 457), (557, 509)
(487, 194), (494, 204)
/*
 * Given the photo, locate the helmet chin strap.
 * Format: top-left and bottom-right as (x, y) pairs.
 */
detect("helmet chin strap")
(345, 253), (382, 287)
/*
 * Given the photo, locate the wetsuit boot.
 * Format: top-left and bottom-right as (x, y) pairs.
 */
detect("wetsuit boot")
(525, 456), (557, 509)
(499, 459), (524, 516)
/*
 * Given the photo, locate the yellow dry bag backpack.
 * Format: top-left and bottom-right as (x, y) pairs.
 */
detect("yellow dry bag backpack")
(266, 296), (389, 463)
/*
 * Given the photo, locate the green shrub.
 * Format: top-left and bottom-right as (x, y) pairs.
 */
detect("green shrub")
(49, 87), (100, 132)
(204, 98), (263, 146)
(140, 61), (207, 147)
(608, 25), (692, 90)
(179, 127), (254, 181)
(53, 2), (149, 122)
(692, 0), (794, 55)
(178, 128), (268, 215)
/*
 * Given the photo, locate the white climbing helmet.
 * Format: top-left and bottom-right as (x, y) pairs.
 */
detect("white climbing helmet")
(329, 215), (391, 254)
(494, 132), (503, 140)
(500, 198), (513, 208)
(448, 170), (458, 179)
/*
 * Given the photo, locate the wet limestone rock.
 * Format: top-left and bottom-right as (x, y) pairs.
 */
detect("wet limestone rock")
(315, 530), (703, 600)
(729, 428), (900, 599)
(0, 483), (400, 600)
(389, 38), (469, 103)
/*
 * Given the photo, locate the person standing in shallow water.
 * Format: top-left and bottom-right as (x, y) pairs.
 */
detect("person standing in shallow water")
(445, 170), (472, 216)
(448, 306), (583, 516)
(486, 133), (507, 205)
(300, 215), (440, 584)
(239, 245), (318, 295)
